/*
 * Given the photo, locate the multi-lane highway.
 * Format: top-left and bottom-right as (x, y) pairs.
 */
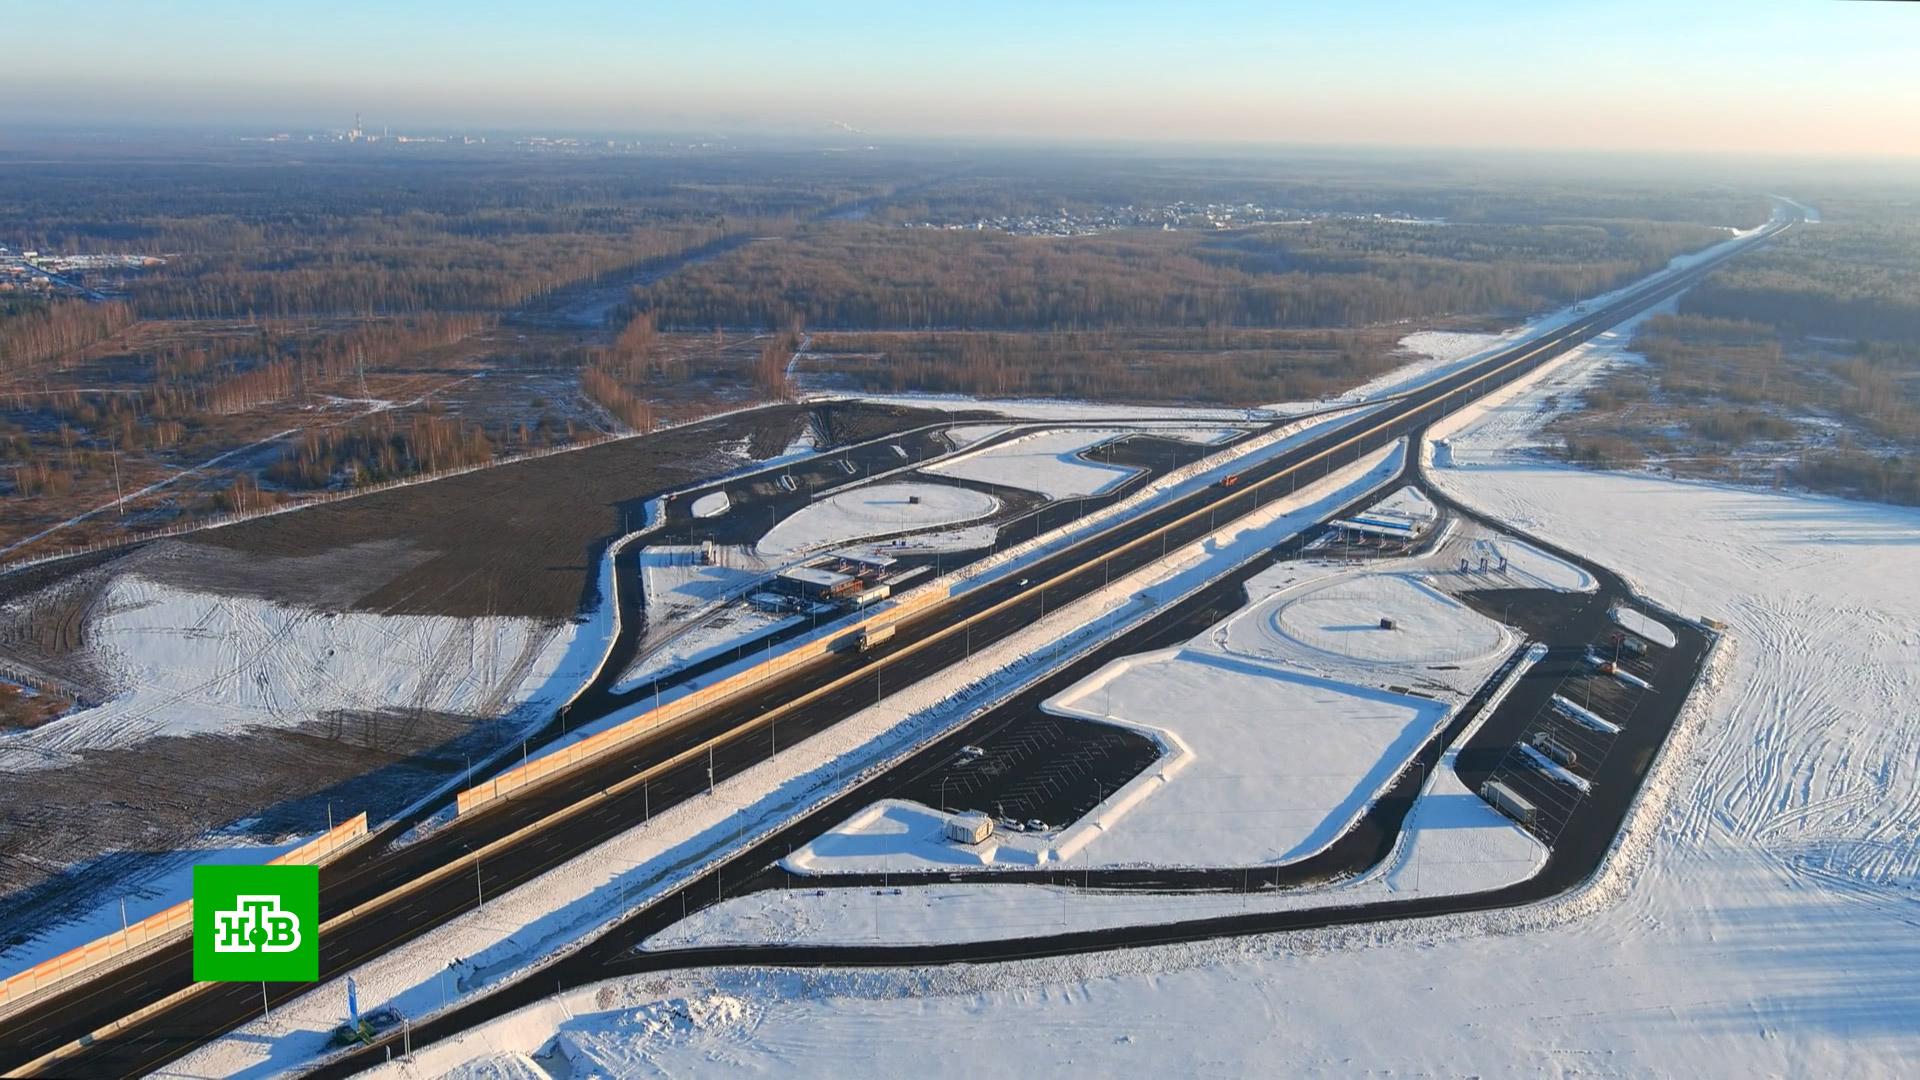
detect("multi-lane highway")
(0, 215), (1791, 1077)
(310, 458), (1710, 1078)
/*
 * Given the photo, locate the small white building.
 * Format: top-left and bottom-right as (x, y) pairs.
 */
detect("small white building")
(944, 812), (993, 845)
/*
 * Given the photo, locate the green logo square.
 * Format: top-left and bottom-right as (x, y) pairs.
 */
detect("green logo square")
(192, 864), (320, 983)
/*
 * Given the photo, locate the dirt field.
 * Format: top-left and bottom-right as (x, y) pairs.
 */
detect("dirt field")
(0, 705), (501, 940)
(0, 399), (948, 936)
(165, 401), (946, 619)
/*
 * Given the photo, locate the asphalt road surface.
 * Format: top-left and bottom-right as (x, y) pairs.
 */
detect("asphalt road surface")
(0, 216), (1785, 1077)
(308, 434), (1711, 1079)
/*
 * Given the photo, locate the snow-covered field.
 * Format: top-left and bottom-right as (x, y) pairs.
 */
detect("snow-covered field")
(1046, 649), (1448, 866)
(756, 482), (999, 558)
(1260, 572), (1506, 665)
(0, 575), (577, 773)
(923, 428), (1139, 499)
(415, 235), (1916, 1076)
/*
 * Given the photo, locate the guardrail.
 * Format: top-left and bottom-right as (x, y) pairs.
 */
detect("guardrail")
(449, 221), (1787, 821)
(455, 589), (949, 815)
(2, 221), (1789, 1079)
(0, 812), (369, 1020)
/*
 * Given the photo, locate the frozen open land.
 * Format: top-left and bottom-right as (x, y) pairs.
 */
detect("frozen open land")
(0, 574), (575, 773)
(923, 427), (1139, 499)
(415, 288), (1916, 1077)
(756, 482), (999, 558)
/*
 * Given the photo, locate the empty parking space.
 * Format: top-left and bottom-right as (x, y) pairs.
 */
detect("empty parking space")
(894, 713), (1162, 831)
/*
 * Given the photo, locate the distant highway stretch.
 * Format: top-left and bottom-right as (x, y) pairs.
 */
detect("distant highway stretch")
(0, 214), (1792, 1078)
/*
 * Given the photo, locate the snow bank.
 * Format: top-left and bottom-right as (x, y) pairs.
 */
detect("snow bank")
(1364, 484), (1438, 531)
(1612, 606), (1678, 648)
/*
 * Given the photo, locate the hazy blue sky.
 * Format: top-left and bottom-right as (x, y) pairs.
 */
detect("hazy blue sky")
(4, 0), (1914, 155)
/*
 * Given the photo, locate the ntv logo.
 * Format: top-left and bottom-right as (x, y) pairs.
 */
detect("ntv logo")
(213, 895), (303, 954)
(193, 865), (320, 982)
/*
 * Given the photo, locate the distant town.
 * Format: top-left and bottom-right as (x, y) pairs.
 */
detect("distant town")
(0, 246), (164, 300)
(900, 202), (1447, 236)
(235, 114), (732, 153)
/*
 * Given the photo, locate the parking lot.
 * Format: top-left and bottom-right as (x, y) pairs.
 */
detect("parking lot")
(894, 711), (1163, 831)
(1478, 614), (1673, 842)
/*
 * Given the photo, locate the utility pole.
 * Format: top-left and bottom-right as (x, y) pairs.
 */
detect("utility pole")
(110, 440), (124, 517)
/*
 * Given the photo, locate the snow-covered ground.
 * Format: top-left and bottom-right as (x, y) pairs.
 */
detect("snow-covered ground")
(1361, 484), (1437, 532)
(614, 606), (805, 694)
(756, 482), (999, 558)
(689, 491), (729, 518)
(1337, 327), (1518, 404)
(636, 546), (774, 627)
(415, 223), (1916, 1077)
(166, 435), (1417, 1080)
(1257, 572), (1506, 666)
(1045, 649), (1447, 866)
(0, 575), (577, 773)
(923, 428), (1139, 499)
(942, 423), (1008, 449)
(656, 640), (1545, 949)
(787, 460), (1530, 877)
(781, 648), (1452, 874)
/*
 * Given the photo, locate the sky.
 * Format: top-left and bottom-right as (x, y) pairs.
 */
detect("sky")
(3, 0), (1916, 157)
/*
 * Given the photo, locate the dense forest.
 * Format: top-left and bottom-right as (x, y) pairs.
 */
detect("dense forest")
(868, 154), (1768, 229)
(1551, 198), (1920, 507)
(806, 327), (1396, 404)
(0, 299), (137, 372)
(632, 219), (1727, 332)
(1680, 218), (1920, 345)
(0, 140), (1827, 556)
(0, 151), (896, 320)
